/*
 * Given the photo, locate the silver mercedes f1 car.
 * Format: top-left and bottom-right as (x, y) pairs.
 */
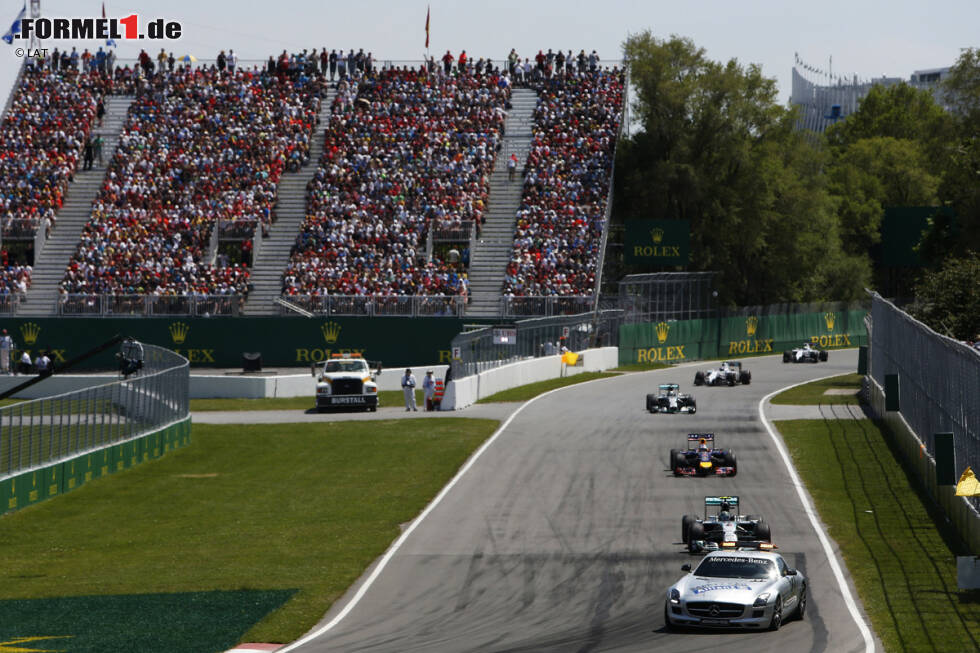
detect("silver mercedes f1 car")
(665, 551), (807, 631)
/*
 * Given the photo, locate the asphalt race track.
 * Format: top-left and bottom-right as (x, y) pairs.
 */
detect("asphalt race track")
(284, 351), (874, 653)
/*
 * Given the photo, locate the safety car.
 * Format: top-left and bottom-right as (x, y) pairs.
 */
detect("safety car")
(782, 342), (829, 363)
(694, 361), (751, 386)
(312, 353), (382, 411)
(665, 550), (806, 631)
(681, 496), (772, 554)
(647, 383), (697, 414)
(670, 434), (736, 476)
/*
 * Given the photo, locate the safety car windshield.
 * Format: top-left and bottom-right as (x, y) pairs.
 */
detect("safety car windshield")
(325, 361), (366, 372)
(693, 556), (775, 579)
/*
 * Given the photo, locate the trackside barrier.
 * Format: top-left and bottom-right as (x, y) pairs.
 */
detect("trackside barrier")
(442, 347), (618, 410)
(0, 345), (190, 515)
(864, 293), (980, 556)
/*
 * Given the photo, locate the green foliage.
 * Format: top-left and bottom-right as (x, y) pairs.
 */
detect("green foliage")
(618, 32), (868, 304)
(907, 252), (980, 340)
(828, 136), (940, 257)
(825, 82), (953, 162)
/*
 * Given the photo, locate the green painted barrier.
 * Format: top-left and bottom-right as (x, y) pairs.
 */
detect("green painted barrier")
(1, 417), (191, 516)
(0, 317), (467, 370)
(620, 308), (869, 366)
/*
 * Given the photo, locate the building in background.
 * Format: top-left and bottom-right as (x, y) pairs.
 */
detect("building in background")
(791, 53), (951, 134)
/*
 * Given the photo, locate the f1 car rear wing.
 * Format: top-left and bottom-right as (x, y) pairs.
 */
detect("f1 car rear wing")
(704, 495), (739, 514)
(659, 383), (680, 391)
(687, 433), (714, 447)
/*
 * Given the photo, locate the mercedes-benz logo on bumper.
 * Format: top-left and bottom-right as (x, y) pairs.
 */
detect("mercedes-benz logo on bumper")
(709, 604), (720, 616)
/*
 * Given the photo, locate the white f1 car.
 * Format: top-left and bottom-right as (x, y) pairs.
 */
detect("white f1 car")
(782, 342), (828, 363)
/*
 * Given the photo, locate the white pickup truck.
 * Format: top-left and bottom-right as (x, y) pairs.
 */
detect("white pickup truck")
(312, 354), (381, 411)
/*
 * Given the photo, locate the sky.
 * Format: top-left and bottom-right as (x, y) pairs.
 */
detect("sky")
(0, 0), (977, 112)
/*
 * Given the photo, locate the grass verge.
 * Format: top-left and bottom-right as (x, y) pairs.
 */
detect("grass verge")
(0, 418), (499, 646)
(611, 362), (671, 372)
(776, 417), (980, 651)
(190, 389), (417, 412)
(475, 371), (619, 403)
(770, 373), (863, 405)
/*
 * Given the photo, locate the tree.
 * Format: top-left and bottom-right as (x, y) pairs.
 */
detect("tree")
(907, 252), (980, 341)
(825, 82), (953, 170)
(827, 136), (940, 258)
(617, 32), (868, 304)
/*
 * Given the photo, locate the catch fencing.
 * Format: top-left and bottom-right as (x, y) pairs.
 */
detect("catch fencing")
(0, 344), (189, 483)
(450, 309), (622, 379)
(867, 293), (980, 522)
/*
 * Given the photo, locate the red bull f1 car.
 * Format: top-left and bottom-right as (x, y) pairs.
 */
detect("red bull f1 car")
(670, 434), (737, 477)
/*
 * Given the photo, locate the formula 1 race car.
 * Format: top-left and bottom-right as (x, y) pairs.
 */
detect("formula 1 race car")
(782, 342), (829, 363)
(647, 383), (697, 414)
(694, 361), (751, 386)
(681, 496), (773, 554)
(670, 434), (737, 477)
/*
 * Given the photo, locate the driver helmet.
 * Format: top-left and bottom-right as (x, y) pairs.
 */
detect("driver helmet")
(718, 510), (731, 521)
(698, 438), (709, 452)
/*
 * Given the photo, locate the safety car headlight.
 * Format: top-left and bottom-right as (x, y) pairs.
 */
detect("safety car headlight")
(668, 588), (681, 605)
(753, 592), (770, 607)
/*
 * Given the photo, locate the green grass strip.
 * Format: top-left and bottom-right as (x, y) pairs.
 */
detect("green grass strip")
(475, 371), (619, 403)
(611, 362), (670, 372)
(776, 417), (980, 651)
(0, 590), (296, 653)
(770, 373), (863, 405)
(0, 418), (499, 645)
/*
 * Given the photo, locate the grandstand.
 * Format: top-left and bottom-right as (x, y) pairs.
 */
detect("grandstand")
(791, 53), (951, 134)
(0, 51), (623, 319)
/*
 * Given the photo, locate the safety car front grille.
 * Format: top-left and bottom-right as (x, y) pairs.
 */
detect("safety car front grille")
(332, 379), (363, 395)
(686, 601), (746, 618)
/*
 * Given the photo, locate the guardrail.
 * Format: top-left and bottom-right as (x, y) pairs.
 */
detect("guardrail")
(0, 344), (190, 514)
(58, 294), (244, 316)
(278, 294), (464, 317)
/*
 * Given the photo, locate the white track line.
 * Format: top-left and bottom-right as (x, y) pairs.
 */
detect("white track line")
(759, 374), (876, 653)
(276, 372), (630, 651)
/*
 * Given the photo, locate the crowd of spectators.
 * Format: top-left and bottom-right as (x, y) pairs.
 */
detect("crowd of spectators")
(60, 64), (319, 297)
(0, 66), (110, 295)
(503, 68), (624, 297)
(282, 65), (508, 297)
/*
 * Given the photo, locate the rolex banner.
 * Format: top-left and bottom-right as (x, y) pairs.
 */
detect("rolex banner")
(0, 317), (464, 369)
(619, 308), (868, 365)
(624, 219), (690, 266)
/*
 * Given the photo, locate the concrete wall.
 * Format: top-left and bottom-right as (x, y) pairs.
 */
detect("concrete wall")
(443, 347), (619, 410)
(866, 376), (980, 555)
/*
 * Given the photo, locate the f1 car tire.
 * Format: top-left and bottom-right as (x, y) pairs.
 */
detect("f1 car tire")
(819, 350), (829, 361)
(647, 395), (657, 412)
(783, 352), (791, 363)
(670, 449), (684, 476)
(689, 401), (697, 414)
(723, 450), (737, 476)
(682, 514), (697, 543)
(688, 522), (705, 552)
(755, 520), (772, 542)
(741, 371), (751, 384)
(727, 375), (736, 386)
(694, 371), (705, 386)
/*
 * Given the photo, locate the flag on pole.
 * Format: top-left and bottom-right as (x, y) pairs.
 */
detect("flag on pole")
(424, 5), (430, 49)
(102, 3), (117, 47)
(1, 2), (26, 45)
(956, 467), (980, 496)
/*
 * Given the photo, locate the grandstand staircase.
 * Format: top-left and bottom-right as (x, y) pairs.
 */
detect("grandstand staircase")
(464, 87), (537, 318)
(19, 95), (134, 317)
(243, 89), (336, 316)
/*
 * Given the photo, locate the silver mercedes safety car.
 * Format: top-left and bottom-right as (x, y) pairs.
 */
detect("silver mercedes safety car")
(664, 551), (807, 631)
